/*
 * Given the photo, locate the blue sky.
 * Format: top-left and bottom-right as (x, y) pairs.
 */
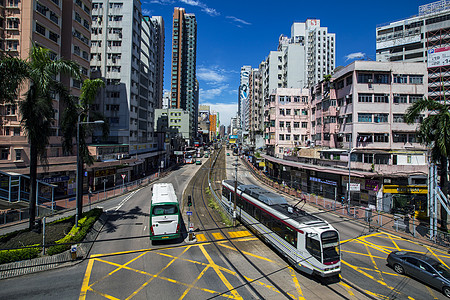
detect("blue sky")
(142, 0), (432, 126)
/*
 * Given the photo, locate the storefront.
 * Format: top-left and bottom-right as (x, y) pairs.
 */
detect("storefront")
(383, 185), (428, 214)
(309, 171), (340, 199)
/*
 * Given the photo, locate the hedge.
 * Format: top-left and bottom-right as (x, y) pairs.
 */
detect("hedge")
(0, 208), (102, 263)
(47, 208), (102, 256)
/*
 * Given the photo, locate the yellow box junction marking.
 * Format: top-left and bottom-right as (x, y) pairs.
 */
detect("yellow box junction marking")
(228, 231), (252, 238)
(196, 233), (207, 242)
(212, 232), (224, 240)
(199, 244), (243, 300)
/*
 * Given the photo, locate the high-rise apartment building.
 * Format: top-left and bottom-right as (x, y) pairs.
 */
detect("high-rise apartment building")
(0, 0), (91, 169)
(170, 7), (198, 141)
(239, 66), (251, 132)
(90, 1), (163, 151)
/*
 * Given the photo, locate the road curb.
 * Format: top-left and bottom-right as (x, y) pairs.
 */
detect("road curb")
(0, 212), (108, 280)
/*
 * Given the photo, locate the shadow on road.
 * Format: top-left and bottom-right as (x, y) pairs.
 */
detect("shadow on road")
(103, 206), (149, 233)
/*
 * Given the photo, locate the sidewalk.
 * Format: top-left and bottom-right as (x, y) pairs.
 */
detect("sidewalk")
(241, 157), (450, 252)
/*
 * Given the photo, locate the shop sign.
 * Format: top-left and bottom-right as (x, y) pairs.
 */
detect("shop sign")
(174, 151), (183, 155)
(347, 183), (361, 191)
(41, 176), (70, 183)
(309, 176), (337, 186)
(94, 168), (116, 177)
(267, 162), (273, 169)
(365, 179), (379, 191)
(383, 185), (427, 194)
(259, 161), (266, 167)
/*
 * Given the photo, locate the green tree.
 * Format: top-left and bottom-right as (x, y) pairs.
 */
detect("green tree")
(0, 46), (81, 229)
(404, 97), (450, 230)
(61, 78), (108, 222)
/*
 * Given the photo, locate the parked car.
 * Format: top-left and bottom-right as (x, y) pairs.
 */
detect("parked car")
(196, 160), (202, 165)
(387, 251), (450, 297)
(226, 153), (230, 156)
(204, 154), (208, 158)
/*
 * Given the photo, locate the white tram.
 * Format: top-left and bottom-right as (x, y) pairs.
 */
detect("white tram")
(221, 180), (340, 277)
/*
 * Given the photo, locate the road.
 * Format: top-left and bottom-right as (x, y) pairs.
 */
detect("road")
(0, 147), (449, 299)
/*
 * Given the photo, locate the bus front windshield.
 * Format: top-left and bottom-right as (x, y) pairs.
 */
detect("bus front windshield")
(321, 230), (340, 265)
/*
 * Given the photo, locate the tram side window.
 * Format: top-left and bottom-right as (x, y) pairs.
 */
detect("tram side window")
(272, 220), (284, 237)
(254, 207), (261, 221)
(285, 227), (297, 246)
(261, 211), (270, 227)
(222, 188), (231, 202)
(237, 195), (243, 208)
(306, 235), (321, 261)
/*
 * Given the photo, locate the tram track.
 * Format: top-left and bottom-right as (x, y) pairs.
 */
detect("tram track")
(188, 146), (293, 300)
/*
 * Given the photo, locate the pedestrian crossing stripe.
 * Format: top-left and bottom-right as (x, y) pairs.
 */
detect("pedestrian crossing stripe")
(212, 232), (224, 240)
(196, 234), (207, 242)
(228, 231), (252, 238)
(195, 231), (251, 242)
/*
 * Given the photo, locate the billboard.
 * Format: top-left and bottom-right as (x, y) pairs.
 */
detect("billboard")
(428, 47), (450, 68)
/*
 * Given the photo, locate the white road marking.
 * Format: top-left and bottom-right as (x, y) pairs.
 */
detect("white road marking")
(105, 190), (139, 212)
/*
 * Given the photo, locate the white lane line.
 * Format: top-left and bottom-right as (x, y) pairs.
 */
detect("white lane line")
(115, 190), (138, 211)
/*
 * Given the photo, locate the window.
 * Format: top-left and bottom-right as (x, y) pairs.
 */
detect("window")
(306, 235), (321, 261)
(358, 113), (372, 122)
(357, 73), (372, 83)
(302, 122), (308, 128)
(408, 134), (417, 143)
(394, 74), (408, 83)
(393, 114), (404, 123)
(1, 149), (8, 160)
(49, 31), (59, 43)
(50, 11), (59, 24)
(363, 154), (374, 164)
(294, 135), (300, 141)
(279, 121), (284, 128)
(75, 12), (81, 23)
(293, 96), (300, 102)
(409, 94), (423, 103)
(374, 113), (388, 123)
(293, 122), (300, 128)
(36, 2), (48, 15)
(346, 76), (353, 85)
(345, 114), (352, 123)
(279, 134), (285, 140)
(375, 154), (389, 164)
(286, 134), (291, 141)
(374, 94), (389, 103)
(36, 23), (46, 36)
(393, 133), (407, 143)
(279, 109), (285, 115)
(15, 149), (21, 161)
(409, 75), (423, 84)
(13, 127), (20, 136)
(394, 94), (407, 103)
(374, 133), (389, 143)
(286, 109), (291, 115)
(358, 93), (372, 103)
(374, 73), (389, 84)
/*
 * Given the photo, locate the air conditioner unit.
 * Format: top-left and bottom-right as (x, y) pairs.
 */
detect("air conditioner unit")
(346, 95), (350, 99)
(117, 154), (123, 160)
(336, 107), (340, 111)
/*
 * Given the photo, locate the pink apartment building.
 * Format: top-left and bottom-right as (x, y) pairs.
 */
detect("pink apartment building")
(265, 88), (310, 158)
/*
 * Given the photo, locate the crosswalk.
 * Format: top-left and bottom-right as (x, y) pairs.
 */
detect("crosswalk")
(195, 230), (252, 242)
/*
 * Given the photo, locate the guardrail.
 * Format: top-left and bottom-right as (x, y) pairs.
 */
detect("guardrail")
(241, 157), (450, 248)
(0, 168), (174, 226)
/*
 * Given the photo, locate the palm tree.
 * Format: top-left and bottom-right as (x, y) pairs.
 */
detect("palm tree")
(404, 97), (450, 230)
(0, 46), (81, 229)
(61, 78), (108, 222)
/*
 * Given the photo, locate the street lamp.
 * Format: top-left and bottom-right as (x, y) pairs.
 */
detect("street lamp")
(347, 147), (356, 213)
(232, 158), (239, 227)
(76, 119), (104, 227)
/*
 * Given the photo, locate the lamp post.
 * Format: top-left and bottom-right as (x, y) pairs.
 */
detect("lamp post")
(347, 148), (355, 213)
(232, 159), (239, 227)
(76, 119), (104, 227)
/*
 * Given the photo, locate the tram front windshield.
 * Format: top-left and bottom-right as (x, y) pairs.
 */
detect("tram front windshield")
(321, 231), (340, 264)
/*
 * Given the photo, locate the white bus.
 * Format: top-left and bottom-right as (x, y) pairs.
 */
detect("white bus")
(150, 183), (181, 241)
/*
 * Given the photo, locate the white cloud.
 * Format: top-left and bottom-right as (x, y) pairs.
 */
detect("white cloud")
(202, 102), (238, 127)
(179, 0), (219, 16)
(142, 8), (153, 15)
(197, 67), (227, 83)
(199, 85), (229, 100)
(147, 0), (174, 4)
(226, 16), (251, 26)
(345, 52), (366, 61)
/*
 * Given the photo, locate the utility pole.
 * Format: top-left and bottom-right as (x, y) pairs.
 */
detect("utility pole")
(233, 158), (238, 227)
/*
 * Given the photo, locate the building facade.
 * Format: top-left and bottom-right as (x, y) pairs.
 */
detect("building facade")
(170, 7), (198, 142)
(264, 88), (311, 158)
(376, 0), (450, 101)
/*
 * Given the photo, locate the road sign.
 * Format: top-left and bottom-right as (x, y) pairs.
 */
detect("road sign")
(186, 211), (192, 216)
(121, 174), (126, 180)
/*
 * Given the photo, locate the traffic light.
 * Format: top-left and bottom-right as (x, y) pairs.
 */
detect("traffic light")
(187, 195), (192, 207)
